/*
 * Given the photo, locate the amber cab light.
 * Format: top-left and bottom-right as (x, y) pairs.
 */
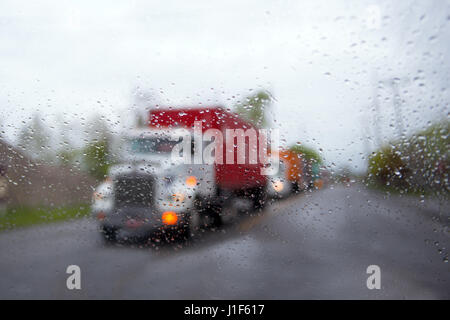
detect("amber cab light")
(185, 176), (197, 187)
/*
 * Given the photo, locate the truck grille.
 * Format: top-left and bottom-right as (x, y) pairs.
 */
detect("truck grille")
(114, 175), (155, 208)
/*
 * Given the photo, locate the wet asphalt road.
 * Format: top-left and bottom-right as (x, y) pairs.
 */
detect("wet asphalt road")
(0, 184), (448, 299)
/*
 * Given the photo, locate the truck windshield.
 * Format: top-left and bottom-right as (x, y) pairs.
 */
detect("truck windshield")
(130, 138), (179, 154)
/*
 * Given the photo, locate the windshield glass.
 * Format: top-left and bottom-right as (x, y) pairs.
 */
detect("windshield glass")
(1, 0), (449, 303)
(129, 137), (179, 154)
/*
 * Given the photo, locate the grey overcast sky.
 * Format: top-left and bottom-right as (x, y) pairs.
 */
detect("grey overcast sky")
(0, 0), (449, 172)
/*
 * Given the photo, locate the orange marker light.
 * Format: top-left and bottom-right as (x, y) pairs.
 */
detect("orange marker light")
(314, 179), (324, 190)
(93, 192), (103, 201)
(185, 176), (197, 187)
(162, 211), (178, 225)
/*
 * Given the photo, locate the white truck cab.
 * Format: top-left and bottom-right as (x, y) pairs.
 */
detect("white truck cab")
(91, 128), (216, 242)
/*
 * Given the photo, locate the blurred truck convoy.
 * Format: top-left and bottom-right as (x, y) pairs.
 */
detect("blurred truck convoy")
(91, 107), (323, 243)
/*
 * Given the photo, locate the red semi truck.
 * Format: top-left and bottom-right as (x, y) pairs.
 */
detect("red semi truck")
(91, 106), (270, 243)
(149, 107), (269, 211)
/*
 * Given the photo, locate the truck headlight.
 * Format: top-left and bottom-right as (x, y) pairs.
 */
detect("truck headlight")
(158, 179), (195, 210)
(272, 179), (284, 192)
(172, 192), (186, 202)
(92, 181), (114, 213)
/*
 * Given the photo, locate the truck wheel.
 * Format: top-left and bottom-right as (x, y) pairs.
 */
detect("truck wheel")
(292, 181), (300, 193)
(101, 225), (118, 244)
(206, 203), (223, 228)
(182, 211), (201, 239)
(195, 196), (223, 229)
(252, 186), (267, 211)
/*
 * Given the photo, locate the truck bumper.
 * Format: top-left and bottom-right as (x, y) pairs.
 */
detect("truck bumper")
(96, 206), (189, 241)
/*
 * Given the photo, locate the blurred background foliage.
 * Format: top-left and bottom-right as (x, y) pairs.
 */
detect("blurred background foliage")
(235, 91), (271, 128)
(367, 121), (449, 196)
(83, 139), (110, 180)
(289, 144), (323, 164)
(17, 113), (114, 182)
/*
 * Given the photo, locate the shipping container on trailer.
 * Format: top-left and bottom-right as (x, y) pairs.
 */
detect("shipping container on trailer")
(149, 107), (268, 206)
